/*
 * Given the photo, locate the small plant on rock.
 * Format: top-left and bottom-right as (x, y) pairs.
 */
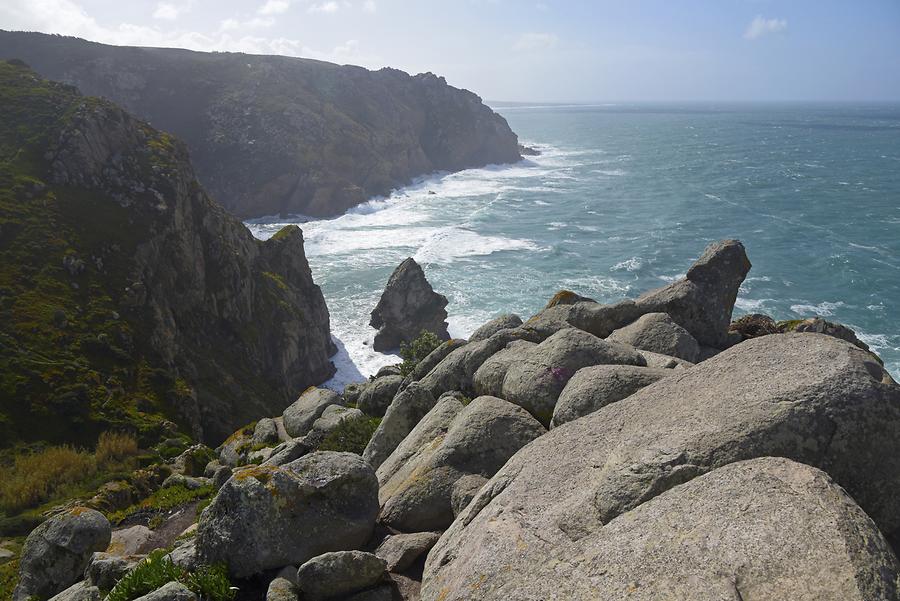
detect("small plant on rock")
(398, 330), (443, 377)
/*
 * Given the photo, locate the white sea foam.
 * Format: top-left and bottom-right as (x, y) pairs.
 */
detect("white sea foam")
(789, 300), (845, 317)
(611, 257), (644, 272)
(413, 227), (541, 264)
(734, 297), (771, 312)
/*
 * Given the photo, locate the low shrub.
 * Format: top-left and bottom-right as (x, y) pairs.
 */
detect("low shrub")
(96, 431), (139, 464)
(398, 330), (443, 377)
(106, 550), (235, 601)
(107, 484), (215, 525)
(317, 417), (382, 455)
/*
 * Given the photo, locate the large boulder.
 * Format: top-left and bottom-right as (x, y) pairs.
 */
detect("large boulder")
(375, 532), (441, 573)
(358, 375), (403, 417)
(252, 418), (280, 446)
(379, 396), (545, 532)
(370, 258), (449, 352)
(196, 451), (379, 578)
(468, 314), (523, 343)
(310, 405), (367, 435)
(635, 239), (751, 348)
(296, 551), (387, 601)
(423, 458), (900, 600)
(422, 334), (900, 599)
(47, 582), (101, 601)
(282, 387), (343, 438)
(375, 394), (466, 487)
(406, 339), (468, 383)
(133, 582), (196, 601)
(606, 312), (700, 362)
(497, 328), (647, 425)
(565, 299), (643, 338)
(550, 364), (672, 427)
(14, 508), (111, 601)
(788, 316), (872, 353)
(363, 383), (436, 469)
(472, 340), (537, 398)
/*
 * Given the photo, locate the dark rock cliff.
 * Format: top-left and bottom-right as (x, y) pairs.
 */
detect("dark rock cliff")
(0, 60), (335, 446)
(0, 31), (523, 218)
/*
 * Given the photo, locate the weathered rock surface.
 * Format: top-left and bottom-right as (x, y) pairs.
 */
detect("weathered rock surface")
(423, 458), (900, 600)
(14, 508), (112, 601)
(497, 328), (647, 425)
(565, 299), (643, 339)
(85, 553), (132, 590)
(790, 316), (873, 353)
(472, 340), (537, 398)
(282, 387), (343, 438)
(375, 395), (465, 486)
(636, 349), (694, 369)
(196, 451), (379, 578)
(363, 383), (436, 470)
(636, 239), (751, 348)
(551, 364), (672, 427)
(468, 314), (523, 343)
(358, 375), (404, 417)
(606, 312), (700, 362)
(296, 551), (387, 601)
(375, 532), (441, 573)
(266, 577), (299, 601)
(133, 582), (196, 601)
(47, 582), (101, 601)
(106, 525), (154, 556)
(406, 339), (467, 383)
(370, 258), (449, 352)
(379, 396), (545, 532)
(252, 418), (280, 446)
(422, 334), (900, 600)
(310, 405), (367, 435)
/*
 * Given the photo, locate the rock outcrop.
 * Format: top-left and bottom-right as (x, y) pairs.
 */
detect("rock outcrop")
(0, 61), (335, 447)
(13, 508), (111, 601)
(296, 551), (387, 601)
(196, 452), (379, 578)
(282, 388), (344, 438)
(550, 364), (672, 427)
(423, 458), (900, 600)
(0, 32), (522, 219)
(635, 239), (750, 348)
(606, 311), (700, 362)
(422, 334), (900, 599)
(378, 396), (545, 532)
(370, 258), (450, 352)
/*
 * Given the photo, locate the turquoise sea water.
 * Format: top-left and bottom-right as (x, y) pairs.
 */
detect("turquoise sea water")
(248, 103), (900, 386)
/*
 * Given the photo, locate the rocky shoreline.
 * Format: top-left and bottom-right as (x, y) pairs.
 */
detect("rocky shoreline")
(9, 238), (899, 601)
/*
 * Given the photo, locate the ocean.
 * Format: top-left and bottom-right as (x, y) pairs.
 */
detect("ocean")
(247, 103), (900, 386)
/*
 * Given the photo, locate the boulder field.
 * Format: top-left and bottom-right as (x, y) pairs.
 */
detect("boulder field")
(12, 239), (900, 601)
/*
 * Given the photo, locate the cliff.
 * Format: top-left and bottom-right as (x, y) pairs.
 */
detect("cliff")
(0, 31), (523, 218)
(0, 60), (336, 447)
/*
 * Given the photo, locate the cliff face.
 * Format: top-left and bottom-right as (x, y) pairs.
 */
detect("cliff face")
(0, 60), (335, 446)
(0, 32), (523, 218)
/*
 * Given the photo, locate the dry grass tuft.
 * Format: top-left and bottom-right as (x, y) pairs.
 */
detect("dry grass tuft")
(0, 432), (139, 514)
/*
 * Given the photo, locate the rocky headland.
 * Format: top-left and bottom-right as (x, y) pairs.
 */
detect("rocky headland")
(5, 222), (898, 601)
(0, 31), (522, 219)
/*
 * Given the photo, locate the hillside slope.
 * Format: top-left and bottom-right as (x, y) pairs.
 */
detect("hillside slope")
(0, 59), (336, 447)
(0, 31), (522, 218)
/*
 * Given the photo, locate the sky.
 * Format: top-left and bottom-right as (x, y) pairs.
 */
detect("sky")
(1, 0), (899, 102)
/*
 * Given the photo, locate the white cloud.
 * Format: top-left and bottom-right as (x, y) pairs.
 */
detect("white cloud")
(743, 16), (787, 40)
(152, 3), (180, 20)
(258, 0), (290, 15)
(513, 32), (558, 52)
(362, 0), (376, 13)
(308, 1), (339, 13)
(0, 0), (383, 66)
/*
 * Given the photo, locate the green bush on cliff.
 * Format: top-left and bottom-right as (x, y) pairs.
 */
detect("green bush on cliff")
(317, 417), (382, 455)
(106, 549), (235, 601)
(398, 330), (443, 377)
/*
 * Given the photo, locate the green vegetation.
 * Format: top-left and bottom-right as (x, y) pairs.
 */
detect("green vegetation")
(0, 59), (197, 451)
(777, 319), (804, 332)
(108, 483), (215, 525)
(317, 417), (382, 455)
(106, 549), (236, 601)
(0, 558), (19, 601)
(0, 432), (139, 516)
(398, 330), (443, 377)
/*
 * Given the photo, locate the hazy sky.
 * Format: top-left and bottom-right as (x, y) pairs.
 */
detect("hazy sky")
(2, 0), (899, 102)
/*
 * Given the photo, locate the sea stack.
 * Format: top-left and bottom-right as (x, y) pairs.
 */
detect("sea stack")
(370, 258), (450, 352)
